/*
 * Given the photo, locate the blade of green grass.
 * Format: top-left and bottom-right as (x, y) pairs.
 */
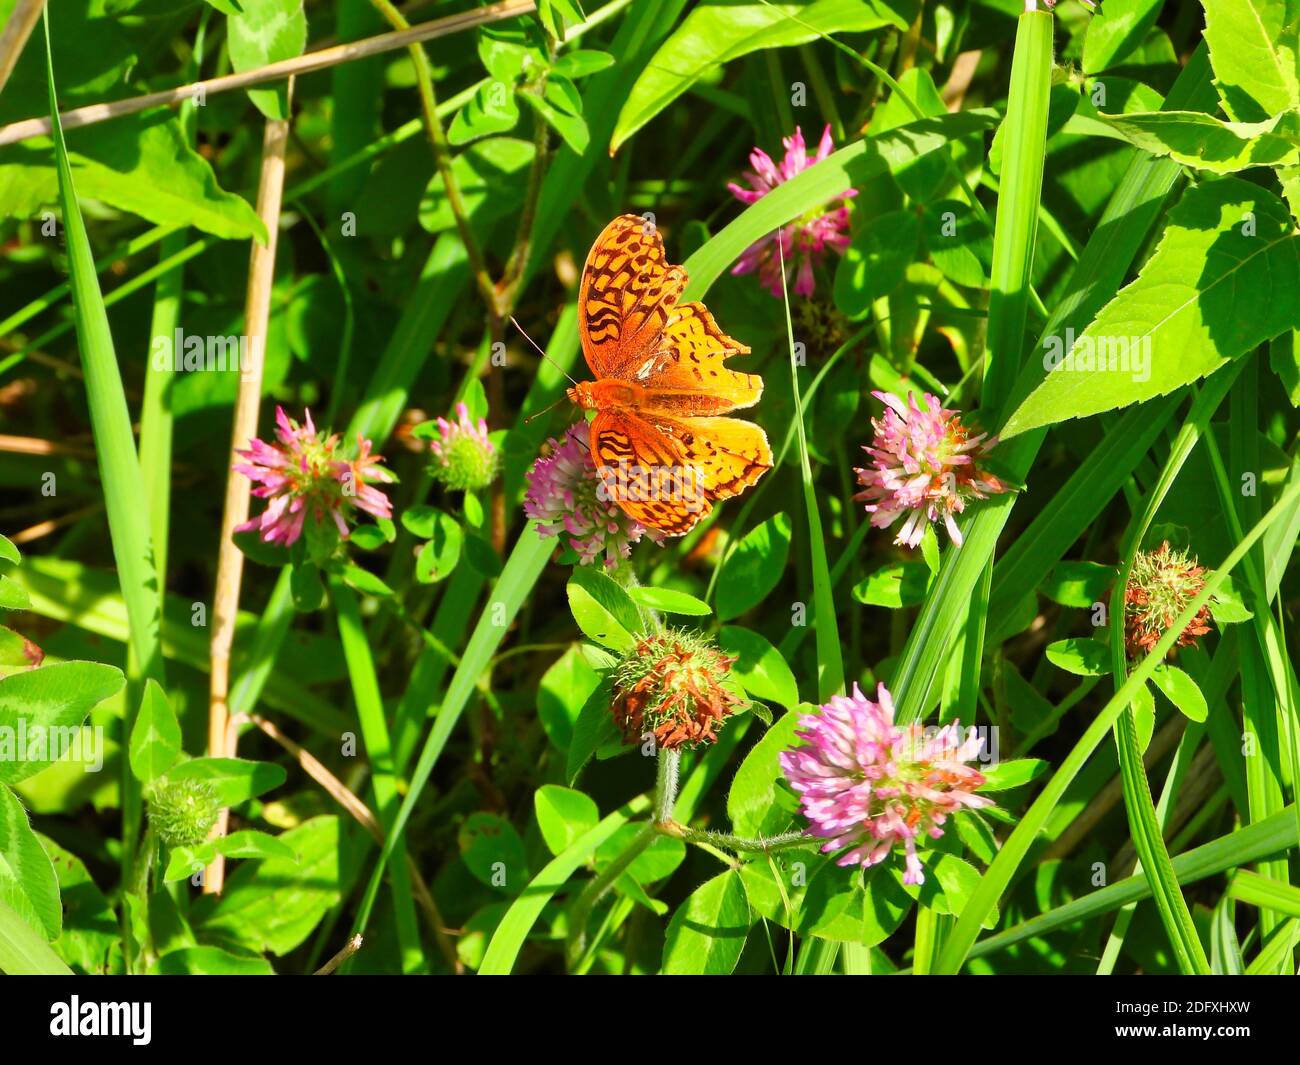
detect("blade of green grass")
(330, 575), (423, 973)
(935, 475), (1300, 972)
(777, 237), (843, 701)
(964, 803), (1298, 962)
(349, 523), (556, 938)
(1101, 367), (1240, 975)
(980, 8), (1053, 419)
(42, 11), (162, 682)
(479, 795), (652, 975)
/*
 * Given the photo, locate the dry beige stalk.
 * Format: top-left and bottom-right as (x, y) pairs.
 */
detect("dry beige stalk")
(0, 0), (44, 96)
(0, 1), (535, 147)
(206, 97), (293, 895)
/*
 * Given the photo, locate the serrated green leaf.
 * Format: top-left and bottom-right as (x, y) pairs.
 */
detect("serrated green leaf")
(1096, 110), (1300, 174)
(1201, 0), (1300, 122)
(1004, 178), (1300, 436)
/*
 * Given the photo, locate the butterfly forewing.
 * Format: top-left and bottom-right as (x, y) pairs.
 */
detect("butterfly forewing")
(576, 214), (773, 536)
(579, 214), (684, 380)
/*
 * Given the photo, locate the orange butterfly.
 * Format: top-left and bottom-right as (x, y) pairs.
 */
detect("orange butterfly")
(567, 214), (773, 536)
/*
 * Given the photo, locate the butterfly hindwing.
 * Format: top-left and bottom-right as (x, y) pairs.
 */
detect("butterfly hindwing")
(589, 411), (708, 535)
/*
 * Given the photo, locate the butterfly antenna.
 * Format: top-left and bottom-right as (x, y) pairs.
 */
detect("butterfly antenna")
(522, 396), (566, 425)
(509, 315), (579, 386)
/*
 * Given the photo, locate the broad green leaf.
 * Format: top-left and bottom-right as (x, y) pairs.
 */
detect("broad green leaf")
(128, 680), (182, 788)
(852, 561), (931, 608)
(459, 812), (528, 893)
(164, 830), (296, 882)
(603, 831), (685, 887)
(419, 137), (535, 234)
(1270, 330), (1300, 404)
(1041, 561), (1116, 608)
(1095, 110), (1300, 174)
(0, 785), (60, 940)
(341, 563), (394, 598)
(521, 83), (589, 154)
(1132, 680), (1157, 752)
(0, 893), (71, 975)
(0, 113), (266, 240)
(661, 869), (751, 975)
(196, 816), (357, 956)
(565, 678), (622, 783)
(727, 707), (803, 837)
(612, 0), (913, 152)
(923, 199), (992, 289)
(566, 568), (640, 651)
(448, 81), (521, 145)
(0, 537), (18, 566)
(534, 785), (599, 856)
(1151, 663), (1209, 722)
(39, 835), (116, 974)
(1201, 0), (1300, 121)
(1210, 575), (1253, 623)
(627, 586), (711, 616)
(903, 853), (997, 927)
(719, 625), (799, 709)
(716, 512), (791, 621)
(537, 645), (600, 752)
(834, 208), (919, 314)
(1003, 178), (1300, 436)
(977, 759), (1048, 792)
(551, 50), (615, 80)
(1045, 637), (1111, 676)
(800, 862), (913, 944)
(1083, 0), (1166, 74)
(163, 757), (286, 807)
(0, 577), (28, 611)
(149, 946), (275, 975)
(227, 0), (307, 120)
(0, 662), (124, 784)
(414, 513), (464, 584)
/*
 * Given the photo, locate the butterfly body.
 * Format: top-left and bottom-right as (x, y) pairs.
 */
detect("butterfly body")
(574, 215), (774, 536)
